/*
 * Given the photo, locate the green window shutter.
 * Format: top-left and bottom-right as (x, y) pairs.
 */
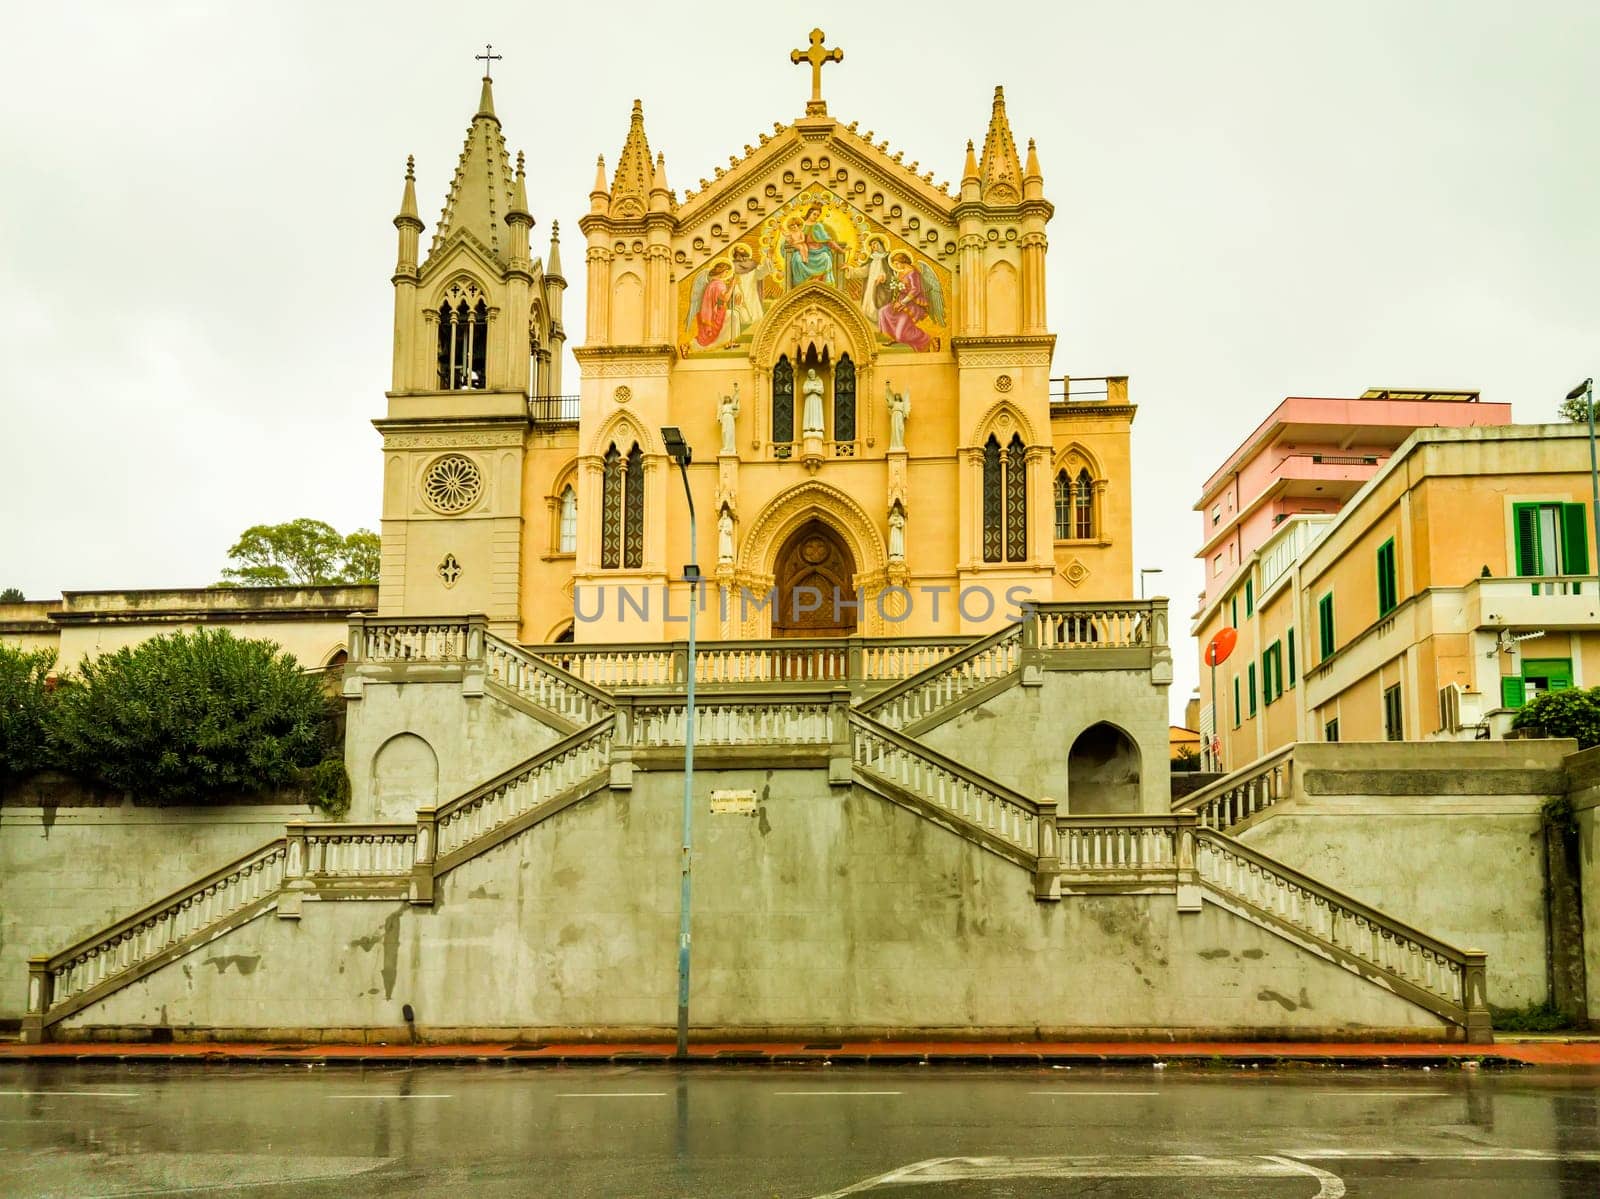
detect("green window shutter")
(1377, 539), (1396, 615)
(1561, 503), (1590, 575)
(1233, 677), (1241, 727)
(1248, 663), (1257, 716)
(1318, 593), (1335, 658)
(1286, 628), (1297, 686)
(1245, 579), (1254, 616)
(1500, 675), (1526, 709)
(1230, 595), (1238, 627)
(1513, 503), (1541, 576)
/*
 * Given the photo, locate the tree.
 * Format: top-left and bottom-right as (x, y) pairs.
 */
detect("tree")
(0, 644), (56, 781)
(52, 629), (337, 803)
(219, 519), (379, 586)
(1558, 393), (1596, 425)
(0, 587), (25, 603)
(1512, 686), (1600, 749)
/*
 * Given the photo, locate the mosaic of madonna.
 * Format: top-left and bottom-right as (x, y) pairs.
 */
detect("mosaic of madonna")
(677, 186), (951, 357)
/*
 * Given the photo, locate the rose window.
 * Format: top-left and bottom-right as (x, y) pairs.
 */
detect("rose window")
(422, 454), (483, 514)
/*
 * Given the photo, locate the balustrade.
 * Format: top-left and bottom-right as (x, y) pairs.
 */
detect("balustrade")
(629, 698), (835, 747)
(484, 633), (612, 726)
(861, 624), (1022, 731)
(293, 825), (416, 879)
(1176, 746), (1295, 830)
(1057, 819), (1184, 874)
(354, 618), (472, 663)
(1030, 602), (1160, 650)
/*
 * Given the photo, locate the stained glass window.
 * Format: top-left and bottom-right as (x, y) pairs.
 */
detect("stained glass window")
(982, 436), (1003, 563)
(1074, 468), (1094, 539)
(558, 485), (577, 554)
(600, 445), (622, 569)
(1005, 435), (1028, 562)
(772, 355), (794, 448)
(623, 443), (645, 569)
(834, 354), (856, 442)
(1053, 471), (1071, 540)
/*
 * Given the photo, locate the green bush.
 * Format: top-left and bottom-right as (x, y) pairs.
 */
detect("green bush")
(0, 644), (57, 782)
(52, 629), (337, 804)
(1511, 686), (1600, 749)
(1490, 999), (1577, 1033)
(304, 757), (351, 818)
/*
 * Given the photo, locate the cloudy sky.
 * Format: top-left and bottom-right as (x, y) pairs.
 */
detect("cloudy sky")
(2, 0), (1596, 716)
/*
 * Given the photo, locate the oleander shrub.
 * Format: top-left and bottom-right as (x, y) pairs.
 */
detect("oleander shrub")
(0, 643), (57, 782)
(1511, 686), (1600, 749)
(52, 629), (339, 804)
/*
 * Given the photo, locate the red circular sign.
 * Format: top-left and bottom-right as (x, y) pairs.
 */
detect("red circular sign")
(1205, 627), (1238, 667)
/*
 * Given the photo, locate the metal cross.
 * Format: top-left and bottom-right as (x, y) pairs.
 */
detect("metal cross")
(475, 43), (502, 79)
(790, 28), (842, 116)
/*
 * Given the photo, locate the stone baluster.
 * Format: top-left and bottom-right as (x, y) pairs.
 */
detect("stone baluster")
(1175, 812), (1201, 912)
(610, 699), (635, 790)
(411, 810), (436, 905)
(1033, 797), (1060, 901)
(280, 827), (310, 919)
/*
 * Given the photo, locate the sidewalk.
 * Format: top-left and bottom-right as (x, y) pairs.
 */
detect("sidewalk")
(5, 1038), (1600, 1068)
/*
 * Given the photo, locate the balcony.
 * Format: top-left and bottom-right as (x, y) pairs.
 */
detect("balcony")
(1050, 376), (1128, 407)
(528, 395), (580, 426)
(1462, 575), (1600, 632)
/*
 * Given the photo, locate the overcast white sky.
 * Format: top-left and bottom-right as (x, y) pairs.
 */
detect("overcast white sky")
(2, 0), (1596, 718)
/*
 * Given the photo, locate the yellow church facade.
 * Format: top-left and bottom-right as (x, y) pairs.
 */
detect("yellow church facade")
(377, 35), (1136, 645)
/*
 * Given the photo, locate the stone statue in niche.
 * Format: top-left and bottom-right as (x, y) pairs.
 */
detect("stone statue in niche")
(802, 368), (826, 438)
(888, 503), (906, 564)
(886, 383), (911, 451)
(717, 506), (735, 565)
(718, 383), (740, 456)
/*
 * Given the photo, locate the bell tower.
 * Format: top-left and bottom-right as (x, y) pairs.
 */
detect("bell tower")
(374, 59), (567, 635)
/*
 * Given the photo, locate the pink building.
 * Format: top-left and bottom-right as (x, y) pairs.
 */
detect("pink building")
(1194, 388), (1511, 611)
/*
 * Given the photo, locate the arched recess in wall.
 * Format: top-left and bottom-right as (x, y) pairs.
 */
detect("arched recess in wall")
(985, 261), (1019, 336)
(611, 271), (644, 345)
(371, 733), (438, 822)
(1066, 722), (1141, 815)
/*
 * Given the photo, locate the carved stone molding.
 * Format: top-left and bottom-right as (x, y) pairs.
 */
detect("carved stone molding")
(384, 429), (523, 450)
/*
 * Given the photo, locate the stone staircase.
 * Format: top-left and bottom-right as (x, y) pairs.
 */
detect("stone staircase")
(20, 611), (1487, 1044)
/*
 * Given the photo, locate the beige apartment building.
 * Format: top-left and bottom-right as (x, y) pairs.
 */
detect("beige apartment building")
(1196, 423), (1600, 768)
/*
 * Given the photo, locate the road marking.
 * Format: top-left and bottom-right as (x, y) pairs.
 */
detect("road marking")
(328, 1094), (454, 1100)
(0, 1090), (141, 1098)
(1304, 1089), (1451, 1097)
(556, 1092), (667, 1098)
(1030, 1082), (1158, 1094)
(774, 1091), (903, 1097)
(809, 1155), (1344, 1199)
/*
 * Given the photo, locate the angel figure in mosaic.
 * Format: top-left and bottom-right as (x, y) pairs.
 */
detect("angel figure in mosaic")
(687, 260), (735, 348)
(877, 252), (944, 352)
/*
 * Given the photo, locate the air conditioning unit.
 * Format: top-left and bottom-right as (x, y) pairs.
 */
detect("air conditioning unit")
(1438, 683), (1484, 734)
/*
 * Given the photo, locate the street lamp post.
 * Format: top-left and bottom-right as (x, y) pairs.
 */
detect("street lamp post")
(661, 426), (698, 1061)
(1139, 568), (1163, 600)
(1568, 378), (1597, 591)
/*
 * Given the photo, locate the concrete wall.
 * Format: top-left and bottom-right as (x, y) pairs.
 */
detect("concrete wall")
(60, 766), (1446, 1041)
(921, 670), (1169, 813)
(1566, 746), (1600, 1024)
(342, 679), (562, 821)
(1234, 740), (1574, 1009)
(0, 801), (322, 1026)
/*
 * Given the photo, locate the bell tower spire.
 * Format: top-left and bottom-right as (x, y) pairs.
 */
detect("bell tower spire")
(431, 71), (516, 261)
(979, 85), (1023, 204)
(608, 100), (654, 219)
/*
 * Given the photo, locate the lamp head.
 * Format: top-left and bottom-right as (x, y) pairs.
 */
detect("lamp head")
(660, 426), (691, 466)
(1567, 378), (1594, 402)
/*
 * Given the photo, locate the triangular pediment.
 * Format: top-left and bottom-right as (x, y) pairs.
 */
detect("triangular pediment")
(419, 230), (508, 292)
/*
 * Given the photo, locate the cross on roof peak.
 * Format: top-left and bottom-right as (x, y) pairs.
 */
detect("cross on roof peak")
(475, 43), (502, 79)
(789, 29), (842, 117)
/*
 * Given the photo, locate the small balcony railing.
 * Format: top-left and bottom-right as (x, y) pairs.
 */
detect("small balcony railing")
(528, 395), (580, 425)
(1049, 376), (1129, 406)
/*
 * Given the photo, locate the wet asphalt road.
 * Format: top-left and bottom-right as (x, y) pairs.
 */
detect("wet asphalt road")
(1, 1063), (1599, 1197)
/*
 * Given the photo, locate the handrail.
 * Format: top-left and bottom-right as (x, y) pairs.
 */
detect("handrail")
(1029, 600), (1164, 650)
(859, 622), (1021, 730)
(1173, 745), (1296, 830)
(849, 709), (1040, 861)
(484, 630), (615, 726)
(1196, 827), (1484, 1029)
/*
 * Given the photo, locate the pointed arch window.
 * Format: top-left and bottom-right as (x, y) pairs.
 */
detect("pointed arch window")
(1005, 435), (1028, 561)
(982, 434), (1029, 563)
(599, 443), (645, 571)
(1074, 467), (1096, 540)
(772, 354), (794, 455)
(623, 444), (645, 570)
(601, 445), (623, 569)
(833, 353), (856, 443)
(982, 436), (1004, 563)
(436, 281), (489, 390)
(1054, 470), (1072, 540)
(558, 485), (577, 554)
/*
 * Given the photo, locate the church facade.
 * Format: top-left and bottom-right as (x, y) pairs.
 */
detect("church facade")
(377, 40), (1135, 644)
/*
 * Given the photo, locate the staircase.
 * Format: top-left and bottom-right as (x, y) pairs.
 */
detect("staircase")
(857, 623), (1023, 733)
(1172, 746), (1296, 831)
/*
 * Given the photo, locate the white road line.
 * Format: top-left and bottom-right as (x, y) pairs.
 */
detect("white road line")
(1029, 1090), (1157, 1097)
(774, 1091), (903, 1097)
(556, 1092), (667, 1098)
(0, 1090), (141, 1098)
(328, 1094), (454, 1100)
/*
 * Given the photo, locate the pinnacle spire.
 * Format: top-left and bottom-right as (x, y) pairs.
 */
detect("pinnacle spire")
(962, 139), (979, 185)
(546, 220), (564, 279)
(609, 99), (654, 218)
(979, 85), (1023, 204)
(432, 75), (518, 260)
(510, 149), (531, 219)
(396, 154), (420, 225)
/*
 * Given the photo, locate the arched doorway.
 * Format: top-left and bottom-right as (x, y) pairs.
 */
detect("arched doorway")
(1067, 722), (1142, 814)
(771, 519), (857, 638)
